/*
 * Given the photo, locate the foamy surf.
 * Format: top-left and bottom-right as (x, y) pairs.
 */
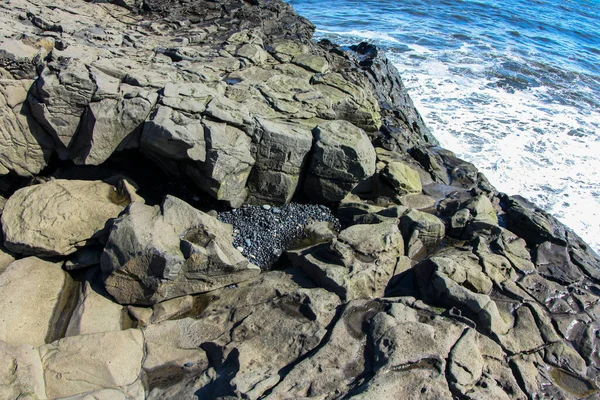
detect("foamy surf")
(392, 51), (600, 252)
(291, 0), (600, 253)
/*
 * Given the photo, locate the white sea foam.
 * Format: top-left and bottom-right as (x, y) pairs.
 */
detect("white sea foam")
(315, 28), (402, 44)
(390, 50), (600, 253)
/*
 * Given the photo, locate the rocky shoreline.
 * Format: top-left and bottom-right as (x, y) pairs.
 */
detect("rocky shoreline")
(1, 0), (599, 399)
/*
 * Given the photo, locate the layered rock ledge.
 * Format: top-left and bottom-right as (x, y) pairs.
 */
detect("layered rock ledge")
(0, 0), (599, 399)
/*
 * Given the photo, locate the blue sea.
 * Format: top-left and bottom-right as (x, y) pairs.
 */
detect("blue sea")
(289, 0), (600, 252)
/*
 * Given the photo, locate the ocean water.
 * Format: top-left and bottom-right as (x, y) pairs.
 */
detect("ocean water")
(289, 0), (600, 252)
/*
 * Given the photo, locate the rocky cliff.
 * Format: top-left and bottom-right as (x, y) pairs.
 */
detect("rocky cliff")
(1, 0), (599, 399)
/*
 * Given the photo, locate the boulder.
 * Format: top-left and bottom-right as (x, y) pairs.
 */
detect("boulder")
(415, 253), (510, 335)
(381, 161), (423, 195)
(247, 118), (313, 203)
(400, 208), (446, 249)
(72, 86), (158, 165)
(503, 195), (566, 246)
(310, 72), (382, 131)
(39, 329), (146, 399)
(289, 220), (403, 300)
(2, 179), (132, 256)
(102, 195), (260, 305)
(304, 120), (376, 202)
(141, 105), (207, 164)
(0, 257), (75, 347)
(184, 119), (255, 208)
(535, 241), (584, 284)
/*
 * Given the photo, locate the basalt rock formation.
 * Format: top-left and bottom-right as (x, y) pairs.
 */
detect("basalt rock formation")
(1, 0), (599, 399)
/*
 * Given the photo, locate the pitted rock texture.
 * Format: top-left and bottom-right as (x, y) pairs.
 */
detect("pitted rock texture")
(0, 0), (599, 399)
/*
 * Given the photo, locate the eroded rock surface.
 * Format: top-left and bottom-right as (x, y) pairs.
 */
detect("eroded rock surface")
(0, 0), (598, 399)
(2, 179), (134, 256)
(102, 195), (260, 305)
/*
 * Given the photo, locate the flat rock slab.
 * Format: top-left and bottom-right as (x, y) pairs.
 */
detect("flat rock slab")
(2, 179), (132, 256)
(39, 329), (145, 399)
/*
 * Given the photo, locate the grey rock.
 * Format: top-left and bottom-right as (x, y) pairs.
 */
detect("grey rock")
(265, 300), (384, 399)
(2, 179), (131, 256)
(143, 271), (339, 399)
(102, 195), (260, 305)
(72, 87), (158, 165)
(289, 220), (403, 300)
(400, 208), (446, 249)
(65, 275), (128, 337)
(536, 241), (584, 284)
(0, 257), (76, 347)
(185, 119), (255, 208)
(39, 329), (146, 399)
(248, 118), (313, 203)
(381, 161), (423, 195)
(142, 105), (207, 163)
(305, 120), (376, 202)
(28, 61), (96, 156)
(0, 79), (54, 176)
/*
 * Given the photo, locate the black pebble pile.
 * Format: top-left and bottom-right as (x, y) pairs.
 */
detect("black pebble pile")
(218, 203), (340, 269)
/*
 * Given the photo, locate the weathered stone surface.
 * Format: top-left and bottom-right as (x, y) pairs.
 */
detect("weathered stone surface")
(102, 195), (260, 305)
(265, 300), (383, 399)
(338, 221), (404, 255)
(28, 61), (96, 156)
(39, 329), (145, 399)
(0, 257), (75, 347)
(348, 42), (435, 149)
(382, 161), (423, 195)
(311, 72), (382, 131)
(305, 120), (376, 202)
(72, 87), (157, 165)
(415, 253), (509, 335)
(151, 295), (194, 324)
(0, 79), (54, 176)
(400, 208), (446, 248)
(292, 53), (329, 73)
(289, 220), (403, 300)
(0, 38), (46, 79)
(448, 328), (484, 393)
(503, 195), (567, 245)
(536, 241), (584, 284)
(141, 105), (206, 163)
(0, 247), (14, 274)
(0, 0), (598, 398)
(0, 340), (46, 400)
(2, 179), (131, 256)
(65, 277), (127, 337)
(399, 193), (436, 210)
(143, 271), (340, 398)
(185, 119), (255, 208)
(248, 118), (313, 203)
